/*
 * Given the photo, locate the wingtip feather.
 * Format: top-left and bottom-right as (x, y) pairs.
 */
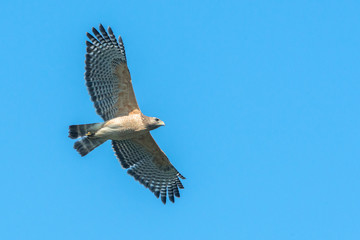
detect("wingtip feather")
(108, 26), (113, 34)
(154, 191), (160, 198)
(161, 196), (166, 204)
(99, 24), (105, 33)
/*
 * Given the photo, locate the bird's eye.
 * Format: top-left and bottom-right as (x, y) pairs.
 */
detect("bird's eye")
(155, 118), (159, 122)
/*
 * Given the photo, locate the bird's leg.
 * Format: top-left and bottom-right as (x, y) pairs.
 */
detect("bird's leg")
(86, 131), (94, 136)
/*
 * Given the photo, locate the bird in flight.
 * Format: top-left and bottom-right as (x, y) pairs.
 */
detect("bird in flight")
(69, 24), (185, 204)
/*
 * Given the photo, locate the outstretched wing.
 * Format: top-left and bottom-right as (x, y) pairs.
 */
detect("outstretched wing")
(85, 24), (140, 121)
(112, 133), (185, 204)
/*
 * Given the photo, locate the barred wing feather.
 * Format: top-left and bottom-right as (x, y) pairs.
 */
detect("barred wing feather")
(112, 133), (185, 204)
(85, 24), (140, 121)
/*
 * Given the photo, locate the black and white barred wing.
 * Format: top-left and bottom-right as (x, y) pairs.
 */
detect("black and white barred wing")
(112, 133), (185, 204)
(85, 24), (140, 121)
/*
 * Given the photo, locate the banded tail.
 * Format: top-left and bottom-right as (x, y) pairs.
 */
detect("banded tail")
(68, 123), (103, 139)
(73, 137), (106, 157)
(69, 123), (105, 157)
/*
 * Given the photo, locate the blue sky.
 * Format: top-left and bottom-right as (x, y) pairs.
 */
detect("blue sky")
(1, 0), (359, 239)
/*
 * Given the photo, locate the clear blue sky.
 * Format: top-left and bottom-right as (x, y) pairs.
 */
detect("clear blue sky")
(1, 1), (359, 239)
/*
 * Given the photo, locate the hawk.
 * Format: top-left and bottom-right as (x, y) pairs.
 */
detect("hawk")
(68, 24), (185, 204)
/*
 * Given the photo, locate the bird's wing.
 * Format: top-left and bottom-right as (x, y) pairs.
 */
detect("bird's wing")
(85, 24), (140, 121)
(112, 133), (185, 204)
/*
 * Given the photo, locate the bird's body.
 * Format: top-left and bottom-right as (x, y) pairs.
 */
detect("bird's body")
(93, 114), (157, 140)
(68, 24), (185, 204)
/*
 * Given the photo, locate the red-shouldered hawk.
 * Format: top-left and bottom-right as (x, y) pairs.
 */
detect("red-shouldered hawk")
(68, 24), (185, 204)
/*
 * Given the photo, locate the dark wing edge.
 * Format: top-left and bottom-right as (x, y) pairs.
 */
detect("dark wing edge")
(85, 24), (127, 121)
(112, 140), (185, 204)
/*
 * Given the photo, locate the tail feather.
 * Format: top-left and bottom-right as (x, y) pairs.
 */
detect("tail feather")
(74, 137), (106, 157)
(69, 123), (103, 139)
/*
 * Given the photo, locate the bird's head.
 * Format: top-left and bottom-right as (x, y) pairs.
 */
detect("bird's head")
(146, 116), (165, 130)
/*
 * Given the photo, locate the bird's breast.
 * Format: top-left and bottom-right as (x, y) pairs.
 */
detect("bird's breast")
(95, 115), (148, 140)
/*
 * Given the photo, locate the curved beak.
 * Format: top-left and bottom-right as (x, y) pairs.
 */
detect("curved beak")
(159, 121), (165, 126)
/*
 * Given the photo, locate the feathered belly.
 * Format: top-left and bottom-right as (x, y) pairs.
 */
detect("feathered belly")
(94, 122), (148, 140)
